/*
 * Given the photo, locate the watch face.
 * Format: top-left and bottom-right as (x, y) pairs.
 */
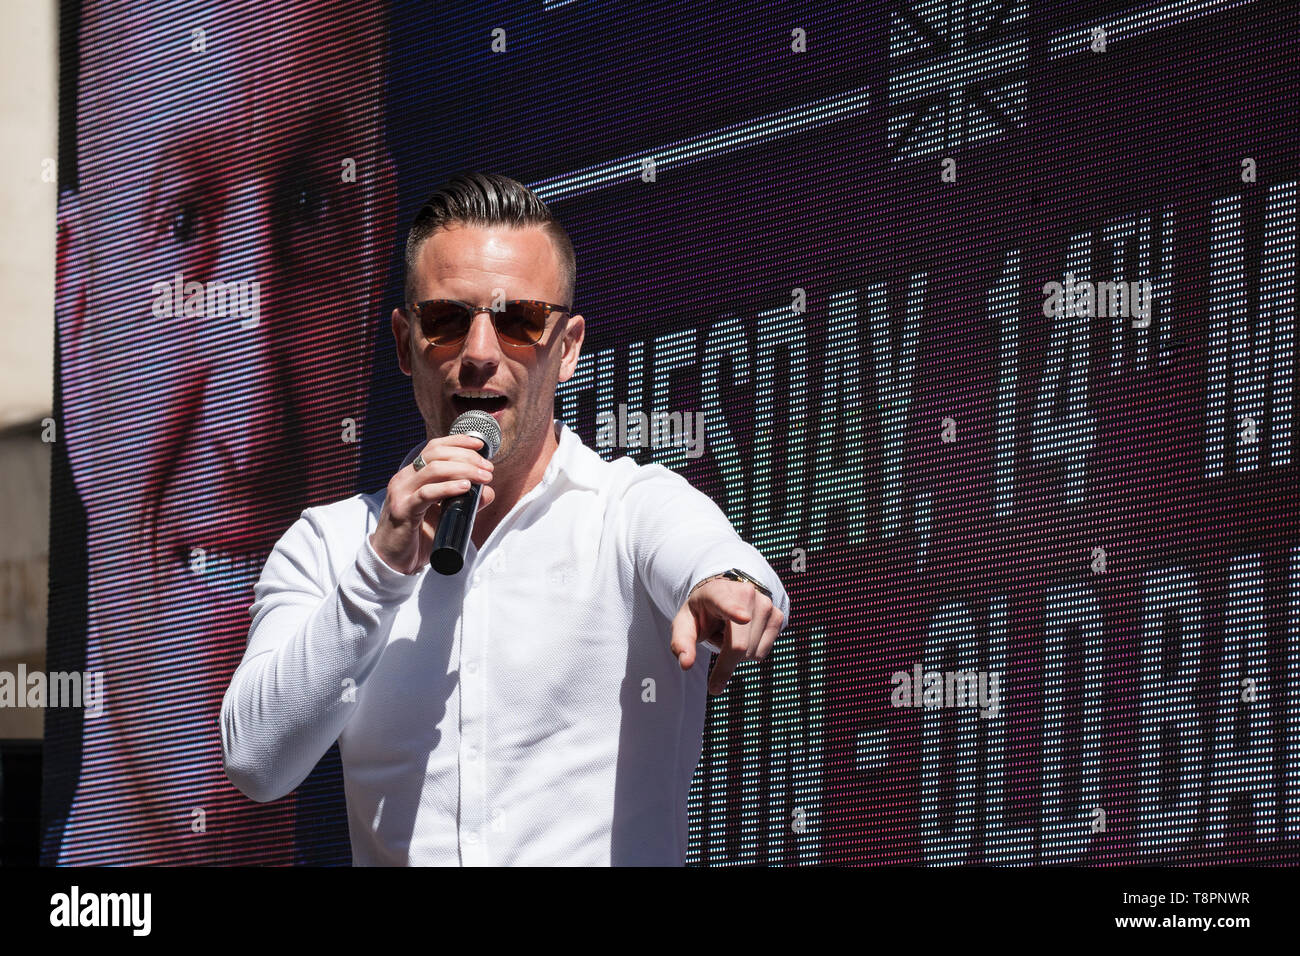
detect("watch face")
(728, 569), (771, 597)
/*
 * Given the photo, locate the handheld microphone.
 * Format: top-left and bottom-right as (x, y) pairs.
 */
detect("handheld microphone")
(431, 410), (502, 575)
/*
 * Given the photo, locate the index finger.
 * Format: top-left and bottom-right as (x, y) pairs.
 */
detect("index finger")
(695, 582), (754, 654)
(428, 432), (495, 454)
(407, 434), (496, 474)
(705, 586), (758, 695)
(707, 623), (752, 696)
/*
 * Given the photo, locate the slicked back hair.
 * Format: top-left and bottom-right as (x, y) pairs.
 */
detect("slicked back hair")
(403, 171), (576, 309)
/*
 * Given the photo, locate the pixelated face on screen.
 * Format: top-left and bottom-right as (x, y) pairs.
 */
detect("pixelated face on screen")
(51, 0), (394, 862)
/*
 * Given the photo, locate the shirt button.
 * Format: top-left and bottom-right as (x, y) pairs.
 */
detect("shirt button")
(465, 831), (479, 845)
(472, 573), (482, 586)
(465, 661), (477, 676)
(466, 746), (478, 761)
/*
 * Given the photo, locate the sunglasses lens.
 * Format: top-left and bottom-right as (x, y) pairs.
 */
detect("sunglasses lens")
(412, 300), (556, 346)
(416, 301), (471, 344)
(497, 302), (550, 345)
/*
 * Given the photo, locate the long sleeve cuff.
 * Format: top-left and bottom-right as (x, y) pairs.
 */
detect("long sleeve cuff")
(356, 534), (425, 600)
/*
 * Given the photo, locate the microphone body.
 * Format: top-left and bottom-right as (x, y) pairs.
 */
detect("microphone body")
(431, 410), (502, 575)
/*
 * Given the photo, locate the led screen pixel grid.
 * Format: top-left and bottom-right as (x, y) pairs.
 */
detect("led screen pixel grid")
(42, 0), (1299, 865)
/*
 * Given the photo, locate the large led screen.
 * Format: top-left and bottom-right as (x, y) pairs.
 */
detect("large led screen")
(42, 0), (1299, 865)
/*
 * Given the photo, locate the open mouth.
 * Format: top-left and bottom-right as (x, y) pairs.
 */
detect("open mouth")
(452, 391), (509, 415)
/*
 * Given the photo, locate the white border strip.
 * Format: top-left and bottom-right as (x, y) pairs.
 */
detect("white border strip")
(1049, 0), (1258, 59)
(530, 87), (869, 203)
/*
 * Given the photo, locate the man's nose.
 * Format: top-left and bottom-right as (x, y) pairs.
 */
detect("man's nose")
(458, 309), (504, 368)
(199, 183), (300, 482)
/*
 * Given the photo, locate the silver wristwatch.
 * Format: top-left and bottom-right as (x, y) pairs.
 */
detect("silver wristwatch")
(690, 567), (773, 599)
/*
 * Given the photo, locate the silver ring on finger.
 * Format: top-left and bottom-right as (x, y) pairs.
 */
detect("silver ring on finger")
(412, 454), (427, 472)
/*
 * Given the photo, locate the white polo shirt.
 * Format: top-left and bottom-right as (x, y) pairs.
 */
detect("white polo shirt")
(220, 419), (789, 865)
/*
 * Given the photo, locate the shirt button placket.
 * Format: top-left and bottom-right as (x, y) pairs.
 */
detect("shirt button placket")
(460, 560), (489, 865)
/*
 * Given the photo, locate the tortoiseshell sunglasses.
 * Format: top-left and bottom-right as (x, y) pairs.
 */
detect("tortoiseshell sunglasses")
(406, 299), (572, 348)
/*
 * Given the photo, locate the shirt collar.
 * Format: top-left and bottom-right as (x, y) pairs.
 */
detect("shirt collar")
(545, 419), (606, 492)
(399, 419), (606, 493)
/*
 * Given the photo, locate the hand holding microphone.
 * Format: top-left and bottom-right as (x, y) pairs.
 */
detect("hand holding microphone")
(369, 410), (501, 576)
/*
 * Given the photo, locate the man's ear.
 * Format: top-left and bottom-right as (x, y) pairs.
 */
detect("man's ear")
(556, 313), (585, 383)
(391, 306), (412, 376)
(55, 190), (88, 369)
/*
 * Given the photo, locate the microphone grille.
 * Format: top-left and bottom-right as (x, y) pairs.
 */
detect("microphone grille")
(449, 410), (502, 458)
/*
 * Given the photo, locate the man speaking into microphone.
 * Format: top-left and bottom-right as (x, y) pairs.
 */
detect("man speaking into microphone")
(220, 171), (790, 865)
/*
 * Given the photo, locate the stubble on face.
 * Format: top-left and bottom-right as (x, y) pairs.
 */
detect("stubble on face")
(404, 223), (578, 482)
